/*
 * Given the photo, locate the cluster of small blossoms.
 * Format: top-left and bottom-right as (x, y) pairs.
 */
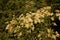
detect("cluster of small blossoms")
(5, 6), (60, 39)
(47, 29), (59, 40)
(18, 13), (34, 29)
(55, 10), (60, 20)
(19, 6), (54, 28)
(6, 17), (20, 33)
(37, 28), (60, 40)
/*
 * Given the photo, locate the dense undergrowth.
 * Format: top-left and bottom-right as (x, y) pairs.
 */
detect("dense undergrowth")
(0, 0), (60, 40)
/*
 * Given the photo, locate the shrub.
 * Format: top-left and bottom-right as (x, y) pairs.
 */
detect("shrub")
(4, 6), (60, 40)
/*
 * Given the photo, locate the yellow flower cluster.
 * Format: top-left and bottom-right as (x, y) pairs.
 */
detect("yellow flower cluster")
(6, 24), (13, 33)
(5, 6), (60, 38)
(55, 10), (60, 20)
(6, 18), (20, 33)
(47, 29), (60, 40)
(18, 6), (54, 29)
(37, 28), (60, 40)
